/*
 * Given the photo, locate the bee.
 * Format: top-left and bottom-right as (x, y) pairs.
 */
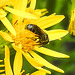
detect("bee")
(25, 24), (49, 46)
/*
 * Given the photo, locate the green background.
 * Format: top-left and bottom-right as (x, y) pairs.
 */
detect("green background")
(0, 0), (75, 75)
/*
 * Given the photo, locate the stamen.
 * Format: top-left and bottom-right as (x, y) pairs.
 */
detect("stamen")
(14, 20), (18, 25)
(10, 25), (39, 52)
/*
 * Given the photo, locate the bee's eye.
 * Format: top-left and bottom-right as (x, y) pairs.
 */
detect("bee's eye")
(27, 24), (33, 29)
(25, 24), (34, 31)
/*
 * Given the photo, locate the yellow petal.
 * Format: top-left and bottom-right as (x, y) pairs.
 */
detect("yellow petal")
(5, 45), (13, 75)
(0, 74), (5, 75)
(24, 52), (51, 74)
(31, 71), (46, 75)
(1, 17), (16, 36)
(34, 46), (70, 58)
(20, 0), (28, 11)
(12, 43), (43, 67)
(12, 0), (28, 24)
(4, 7), (37, 19)
(26, 73), (30, 75)
(12, 43), (22, 52)
(32, 67), (51, 74)
(0, 0), (9, 7)
(36, 15), (65, 29)
(0, 9), (7, 19)
(0, 70), (5, 73)
(22, 52), (43, 67)
(12, 44), (50, 74)
(46, 30), (68, 41)
(0, 31), (13, 42)
(35, 13), (56, 25)
(19, 70), (25, 75)
(13, 51), (23, 75)
(0, 65), (5, 67)
(30, 0), (36, 10)
(0, 60), (3, 62)
(31, 70), (49, 75)
(68, 9), (75, 35)
(30, 51), (64, 73)
(14, 0), (27, 11)
(41, 10), (48, 17)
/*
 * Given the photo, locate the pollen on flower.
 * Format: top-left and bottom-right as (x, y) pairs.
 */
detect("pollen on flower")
(10, 24), (39, 52)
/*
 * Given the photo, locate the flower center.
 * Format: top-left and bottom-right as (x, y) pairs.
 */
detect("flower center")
(10, 24), (39, 52)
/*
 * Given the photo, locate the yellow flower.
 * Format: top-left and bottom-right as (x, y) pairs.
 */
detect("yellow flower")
(68, 9), (75, 35)
(0, 0), (70, 74)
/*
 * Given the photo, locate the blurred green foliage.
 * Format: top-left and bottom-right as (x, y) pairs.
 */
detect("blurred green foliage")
(0, 0), (75, 75)
(71, 0), (75, 10)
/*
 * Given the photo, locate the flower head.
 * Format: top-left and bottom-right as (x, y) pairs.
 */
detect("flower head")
(0, 0), (70, 74)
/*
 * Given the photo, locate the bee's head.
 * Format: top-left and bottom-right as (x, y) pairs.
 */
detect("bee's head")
(25, 24), (34, 31)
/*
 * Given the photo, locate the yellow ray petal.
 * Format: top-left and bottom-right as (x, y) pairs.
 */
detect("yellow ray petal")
(12, 0), (28, 24)
(0, 31), (13, 42)
(46, 30), (68, 41)
(39, 9), (47, 12)
(41, 11), (48, 17)
(31, 71), (46, 75)
(12, 43), (51, 74)
(0, 9), (7, 19)
(26, 74), (29, 75)
(24, 52), (51, 74)
(22, 52), (43, 67)
(34, 46), (70, 58)
(5, 45), (13, 75)
(4, 7), (37, 19)
(0, 65), (5, 67)
(0, 70), (5, 73)
(35, 13), (56, 25)
(42, 15), (65, 29)
(0, 0), (9, 7)
(20, 0), (28, 11)
(0, 60), (3, 62)
(32, 67), (51, 74)
(13, 51), (23, 75)
(30, 51), (64, 73)
(1, 17), (16, 36)
(31, 70), (50, 75)
(30, 0), (36, 10)
(14, 0), (27, 11)
(12, 43), (22, 52)
(36, 15), (65, 29)
(12, 43), (43, 67)
(19, 70), (25, 75)
(0, 74), (5, 75)
(68, 9), (75, 35)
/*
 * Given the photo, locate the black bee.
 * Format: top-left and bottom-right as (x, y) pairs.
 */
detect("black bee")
(25, 24), (49, 46)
